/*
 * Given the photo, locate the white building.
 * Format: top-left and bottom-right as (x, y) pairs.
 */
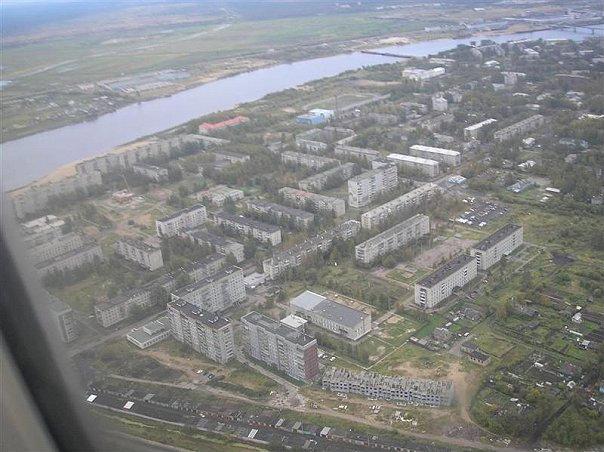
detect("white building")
(347, 165), (398, 208)
(386, 153), (440, 177)
(470, 224), (523, 271)
(126, 316), (171, 349)
(432, 95), (448, 112)
(298, 162), (357, 192)
(245, 200), (315, 230)
(409, 144), (461, 167)
(196, 185), (244, 206)
(463, 119), (498, 140)
(493, 115), (545, 142)
(183, 229), (245, 263)
(36, 243), (104, 278)
(213, 211), (282, 246)
(156, 204), (207, 237)
(402, 67), (445, 81)
(28, 233), (85, 265)
(48, 295), (78, 343)
(115, 237), (164, 271)
(279, 187), (346, 217)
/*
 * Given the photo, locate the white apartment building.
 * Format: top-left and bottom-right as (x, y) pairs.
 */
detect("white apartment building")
(414, 254), (477, 309)
(213, 211), (282, 246)
(493, 115), (545, 142)
(115, 237), (164, 271)
(334, 145), (380, 161)
(463, 119), (498, 140)
(386, 153), (440, 178)
(290, 291), (372, 341)
(48, 295), (78, 343)
(94, 287), (154, 328)
(168, 301), (234, 364)
(132, 163), (169, 182)
(402, 67), (445, 81)
(470, 224), (523, 271)
(348, 165), (398, 208)
(183, 229), (245, 263)
(355, 214), (430, 265)
(361, 183), (441, 229)
(170, 266), (245, 313)
(409, 144), (461, 167)
(196, 185), (244, 206)
(245, 200), (315, 229)
(241, 311), (319, 382)
(28, 233), (84, 265)
(281, 151), (339, 170)
(36, 243), (104, 278)
(279, 187), (346, 217)
(156, 204), (207, 237)
(184, 253), (227, 282)
(298, 162), (356, 192)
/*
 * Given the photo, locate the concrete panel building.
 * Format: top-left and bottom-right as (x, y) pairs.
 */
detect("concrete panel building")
(241, 311), (319, 382)
(196, 185), (244, 206)
(213, 211), (282, 246)
(348, 165), (398, 208)
(115, 237), (164, 271)
(184, 253), (227, 282)
(355, 214), (430, 265)
(36, 242), (104, 278)
(493, 115), (545, 142)
(298, 162), (356, 192)
(279, 187), (346, 217)
(386, 153), (440, 177)
(414, 254), (477, 309)
(470, 224), (523, 271)
(245, 200), (315, 230)
(131, 163), (169, 182)
(290, 291), (371, 341)
(183, 229), (245, 263)
(334, 145), (380, 161)
(94, 287), (155, 328)
(48, 295), (78, 343)
(409, 145), (461, 167)
(463, 119), (497, 140)
(281, 151), (339, 171)
(295, 127), (354, 153)
(28, 232), (84, 265)
(127, 316), (171, 349)
(156, 204), (207, 237)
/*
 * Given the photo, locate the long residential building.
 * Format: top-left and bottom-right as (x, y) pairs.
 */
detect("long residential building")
(463, 118), (497, 140)
(132, 163), (169, 182)
(184, 253), (227, 282)
(21, 215), (66, 247)
(409, 145), (461, 167)
(281, 151), (339, 170)
(263, 220), (361, 279)
(290, 291), (371, 341)
(28, 232), (85, 265)
(279, 187), (346, 217)
(183, 229), (245, 263)
(245, 200), (315, 230)
(348, 165), (398, 208)
(414, 254), (477, 309)
(213, 211), (282, 246)
(386, 153), (440, 177)
(298, 162), (356, 192)
(470, 224), (523, 271)
(168, 300), (235, 364)
(493, 114), (545, 142)
(361, 183), (441, 229)
(355, 214), (430, 265)
(170, 266), (246, 313)
(241, 311), (319, 382)
(156, 204), (207, 237)
(48, 294), (78, 343)
(115, 237), (164, 271)
(196, 185), (245, 206)
(322, 368), (454, 407)
(334, 144), (380, 161)
(36, 242), (104, 278)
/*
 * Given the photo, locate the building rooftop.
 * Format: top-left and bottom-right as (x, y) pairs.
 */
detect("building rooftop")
(464, 118), (497, 131)
(241, 311), (316, 347)
(215, 211), (280, 233)
(127, 316), (171, 344)
(417, 254), (475, 288)
(280, 314), (308, 330)
(279, 187), (344, 204)
(172, 266), (241, 298)
(356, 214), (428, 251)
(410, 144), (460, 157)
(246, 200), (314, 220)
(186, 229), (240, 248)
(158, 204), (206, 223)
(117, 237), (160, 253)
(362, 184), (441, 219)
(47, 294), (72, 314)
(290, 290), (368, 328)
(168, 300), (231, 329)
(348, 165), (394, 183)
(387, 153), (439, 166)
(472, 224), (522, 252)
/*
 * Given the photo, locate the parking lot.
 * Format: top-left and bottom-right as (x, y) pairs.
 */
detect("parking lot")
(453, 198), (508, 228)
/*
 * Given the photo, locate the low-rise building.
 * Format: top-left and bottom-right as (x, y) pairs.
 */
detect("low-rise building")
(279, 187), (346, 217)
(196, 185), (244, 206)
(183, 229), (245, 263)
(347, 165), (398, 208)
(322, 367), (454, 407)
(415, 254), (477, 309)
(213, 211), (282, 246)
(94, 287), (155, 328)
(48, 294), (78, 343)
(241, 311), (319, 382)
(168, 300), (235, 364)
(36, 242), (104, 278)
(155, 204), (207, 237)
(184, 253), (227, 282)
(463, 119), (498, 140)
(493, 114), (545, 142)
(198, 115), (249, 134)
(470, 224), (523, 271)
(245, 200), (315, 230)
(334, 145), (380, 161)
(409, 144), (461, 167)
(28, 232), (84, 265)
(298, 162), (356, 192)
(355, 214), (430, 265)
(126, 316), (171, 349)
(290, 291), (371, 341)
(402, 67), (445, 81)
(132, 163), (169, 182)
(281, 151), (339, 170)
(115, 237), (164, 271)
(386, 153), (440, 177)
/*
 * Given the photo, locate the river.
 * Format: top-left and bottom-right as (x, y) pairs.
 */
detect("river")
(2, 26), (602, 190)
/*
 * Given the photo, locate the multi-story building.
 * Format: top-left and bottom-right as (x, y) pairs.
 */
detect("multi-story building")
(170, 266), (245, 313)
(213, 211), (282, 246)
(386, 153), (440, 177)
(94, 287), (155, 328)
(355, 214), (430, 265)
(115, 237), (164, 271)
(263, 220), (361, 279)
(241, 311), (319, 382)
(245, 200), (315, 230)
(281, 151), (339, 170)
(409, 145), (461, 167)
(183, 229), (245, 263)
(402, 67), (445, 81)
(28, 232), (84, 265)
(279, 187), (346, 217)
(493, 115), (545, 142)
(20, 215), (66, 247)
(290, 291), (371, 341)
(347, 165), (398, 208)
(322, 368), (454, 407)
(463, 119), (497, 140)
(334, 145), (380, 161)
(298, 163), (356, 192)
(168, 300), (234, 364)
(470, 224), (523, 271)
(414, 254), (477, 309)
(131, 163), (169, 182)
(155, 204), (207, 237)
(36, 242), (104, 278)
(361, 183), (441, 229)
(196, 185), (244, 206)
(184, 253), (227, 282)
(48, 294), (78, 343)
(198, 115), (249, 134)
(295, 127), (354, 153)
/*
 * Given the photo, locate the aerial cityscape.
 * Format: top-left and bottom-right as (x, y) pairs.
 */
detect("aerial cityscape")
(2, 0), (603, 451)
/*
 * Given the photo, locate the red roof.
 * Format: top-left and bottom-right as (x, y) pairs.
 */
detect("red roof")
(199, 116), (249, 132)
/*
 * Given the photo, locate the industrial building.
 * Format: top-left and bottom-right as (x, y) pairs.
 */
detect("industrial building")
(279, 187), (346, 217)
(322, 368), (454, 407)
(36, 242), (104, 278)
(355, 214), (430, 265)
(94, 287), (156, 328)
(298, 162), (356, 192)
(463, 118), (498, 140)
(409, 144), (461, 167)
(347, 165), (398, 208)
(20, 215), (66, 247)
(289, 291), (371, 341)
(245, 200), (315, 230)
(48, 294), (79, 343)
(213, 211), (282, 246)
(184, 254), (227, 282)
(386, 153), (440, 177)
(493, 114), (545, 142)
(126, 316), (171, 349)
(115, 237), (164, 271)
(414, 254), (477, 309)
(183, 229), (245, 263)
(155, 204), (207, 237)
(470, 224), (523, 271)
(281, 151), (339, 170)
(334, 145), (380, 161)
(295, 127), (354, 153)
(241, 311), (319, 382)
(296, 108), (334, 125)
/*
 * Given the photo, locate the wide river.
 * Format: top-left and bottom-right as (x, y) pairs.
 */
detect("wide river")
(2, 27), (602, 190)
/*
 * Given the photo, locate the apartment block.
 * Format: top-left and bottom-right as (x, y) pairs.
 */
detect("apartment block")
(28, 232), (84, 265)
(402, 67), (445, 81)
(493, 114), (545, 142)
(168, 300), (235, 364)
(21, 215), (66, 247)
(470, 224), (523, 271)
(409, 144), (461, 167)
(295, 127), (354, 153)
(322, 368), (454, 407)
(298, 162), (356, 192)
(183, 229), (245, 263)
(361, 183), (441, 229)
(48, 294), (78, 343)
(281, 151), (339, 170)
(170, 266), (246, 312)
(245, 200), (315, 230)
(94, 287), (155, 328)
(290, 291), (372, 341)
(132, 163), (169, 182)
(115, 237), (164, 271)
(196, 185), (244, 206)
(414, 254), (477, 309)
(36, 243), (104, 278)
(263, 220), (361, 279)
(241, 311), (319, 382)
(355, 214), (430, 265)
(334, 144), (380, 161)
(348, 165), (398, 208)
(463, 118), (497, 140)
(213, 211), (282, 246)
(184, 253), (227, 282)
(386, 153), (440, 177)
(156, 204), (207, 237)
(279, 187), (346, 217)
